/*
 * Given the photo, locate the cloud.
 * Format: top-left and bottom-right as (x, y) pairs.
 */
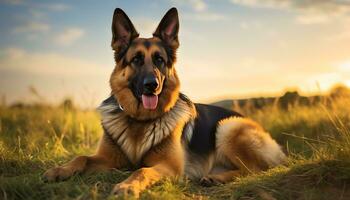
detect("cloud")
(239, 20), (262, 29)
(183, 12), (226, 21)
(6, 1), (72, 42)
(170, 0), (226, 21)
(29, 9), (46, 19)
(230, 0), (350, 24)
(1, 0), (70, 12)
(292, 1), (350, 14)
(188, 0), (207, 11)
(13, 21), (50, 33)
(1, 47), (25, 59)
(42, 3), (70, 12)
(0, 47), (111, 106)
(0, 47), (108, 77)
(325, 24), (350, 41)
(230, 0), (289, 9)
(230, 0), (350, 13)
(295, 13), (331, 24)
(177, 55), (285, 101)
(54, 28), (85, 46)
(173, 0), (207, 12)
(1, 0), (24, 5)
(12, 19), (85, 46)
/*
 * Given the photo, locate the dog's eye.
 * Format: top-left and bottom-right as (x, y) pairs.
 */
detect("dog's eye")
(156, 57), (163, 63)
(131, 55), (144, 66)
(153, 55), (164, 67)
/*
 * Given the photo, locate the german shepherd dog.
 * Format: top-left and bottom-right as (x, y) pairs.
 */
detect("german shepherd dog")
(44, 8), (286, 197)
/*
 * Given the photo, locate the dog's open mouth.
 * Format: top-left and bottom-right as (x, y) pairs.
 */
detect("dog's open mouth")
(141, 94), (158, 110)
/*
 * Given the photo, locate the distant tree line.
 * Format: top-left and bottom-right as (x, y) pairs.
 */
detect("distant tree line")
(211, 84), (350, 112)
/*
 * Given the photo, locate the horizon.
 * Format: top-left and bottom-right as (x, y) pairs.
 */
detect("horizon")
(1, 0), (350, 107)
(2, 83), (347, 108)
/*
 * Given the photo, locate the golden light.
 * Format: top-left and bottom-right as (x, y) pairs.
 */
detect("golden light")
(338, 61), (350, 72)
(345, 80), (350, 88)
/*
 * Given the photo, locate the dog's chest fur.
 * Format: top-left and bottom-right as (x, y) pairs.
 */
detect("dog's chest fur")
(99, 96), (195, 164)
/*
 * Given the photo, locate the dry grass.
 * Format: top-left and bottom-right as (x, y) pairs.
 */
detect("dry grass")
(1, 93), (350, 199)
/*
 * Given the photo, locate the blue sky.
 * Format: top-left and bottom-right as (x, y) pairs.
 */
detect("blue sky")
(1, 0), (350, 106)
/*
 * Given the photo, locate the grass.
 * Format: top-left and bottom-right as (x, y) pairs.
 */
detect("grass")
(1, 94), (350, 200)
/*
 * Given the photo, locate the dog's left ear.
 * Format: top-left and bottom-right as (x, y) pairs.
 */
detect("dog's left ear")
(153, 7), (179, 49)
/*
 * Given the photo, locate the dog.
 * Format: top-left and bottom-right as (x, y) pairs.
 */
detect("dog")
(43, 7), (286, 197)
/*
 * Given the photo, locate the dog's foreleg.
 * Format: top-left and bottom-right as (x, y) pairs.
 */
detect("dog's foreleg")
(112, 137), (184, 198)
(112, 163), (179, 197)
(43, 136), (127, 182)
(43, 155), (114, 182)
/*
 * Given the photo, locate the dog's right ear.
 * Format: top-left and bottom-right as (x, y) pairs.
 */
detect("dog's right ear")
(111, 8), (139, 52)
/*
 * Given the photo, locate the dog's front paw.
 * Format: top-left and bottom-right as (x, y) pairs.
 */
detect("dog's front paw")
(42, 166), (75, 182)
(112, 182), (140, 198)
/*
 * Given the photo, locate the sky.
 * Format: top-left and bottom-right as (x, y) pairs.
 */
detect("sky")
(0, 0), (350, 107)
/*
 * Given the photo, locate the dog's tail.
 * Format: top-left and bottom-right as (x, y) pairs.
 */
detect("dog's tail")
(216, 117), (287, 171)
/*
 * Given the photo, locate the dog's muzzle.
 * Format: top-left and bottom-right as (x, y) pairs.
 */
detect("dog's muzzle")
(141, 74), (159, 110)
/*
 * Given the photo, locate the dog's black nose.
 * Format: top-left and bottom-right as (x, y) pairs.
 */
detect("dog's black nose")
(143, 75), (159, 93)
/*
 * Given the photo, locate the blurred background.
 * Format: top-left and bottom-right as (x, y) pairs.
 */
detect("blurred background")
(1, 0), (350, 107)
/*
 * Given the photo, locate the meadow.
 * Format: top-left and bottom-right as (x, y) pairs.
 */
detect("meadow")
(1, 86), (350, 200)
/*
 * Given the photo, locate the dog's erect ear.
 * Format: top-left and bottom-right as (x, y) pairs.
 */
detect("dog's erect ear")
(111, 8), (139, 52)
(153, 7), (179, 49)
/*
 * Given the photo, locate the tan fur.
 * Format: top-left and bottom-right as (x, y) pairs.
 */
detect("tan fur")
(99, 97), (196, 164)
(113, 123), (186, 196)
(126, 38), (168, 62)
(43, 138), (128, 181)
(110, 38), (180, 121)
(199, 117), (286, 184)
(216, 117), (286, 170)
(43, 8), (286, 198)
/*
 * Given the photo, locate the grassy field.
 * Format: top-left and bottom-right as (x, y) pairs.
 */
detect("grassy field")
(1, 89), (350, 200)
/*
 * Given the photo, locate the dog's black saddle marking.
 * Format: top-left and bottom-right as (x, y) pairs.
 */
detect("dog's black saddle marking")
(187, 103), (243, 155)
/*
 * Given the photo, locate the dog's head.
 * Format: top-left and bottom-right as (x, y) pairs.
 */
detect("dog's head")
(109, 8), (181, 120)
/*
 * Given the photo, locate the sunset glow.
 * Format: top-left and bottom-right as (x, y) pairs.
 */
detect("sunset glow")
(1, 0), (350, 106)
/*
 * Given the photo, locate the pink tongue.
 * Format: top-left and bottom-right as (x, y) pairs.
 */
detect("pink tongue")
(142, 95), (158, 110)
